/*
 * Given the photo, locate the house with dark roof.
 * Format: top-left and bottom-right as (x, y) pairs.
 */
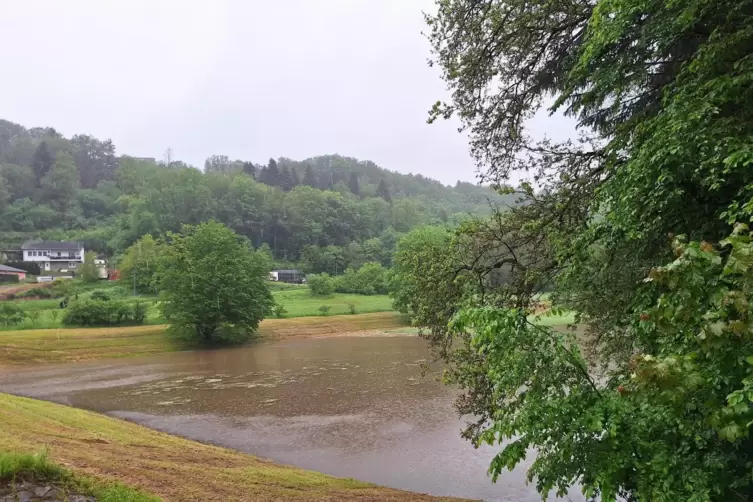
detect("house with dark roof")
(21, 240), (84, 274)
(0, 264), (27, 281)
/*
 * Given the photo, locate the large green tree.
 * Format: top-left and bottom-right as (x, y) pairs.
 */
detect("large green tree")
(422, 0), (753, 499)
(158, 221), (273, 344)
(119, 234), (162, 294)
(41, 152), (80, 213)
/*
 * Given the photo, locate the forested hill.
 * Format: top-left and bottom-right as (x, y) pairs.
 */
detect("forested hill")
(0, 118), (510, 269)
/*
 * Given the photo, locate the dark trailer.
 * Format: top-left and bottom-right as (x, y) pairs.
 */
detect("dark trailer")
(271, 269), (306, 284)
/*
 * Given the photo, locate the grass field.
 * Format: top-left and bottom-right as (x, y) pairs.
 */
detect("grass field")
(1, 281), (395, 331)
(0, 393), (462, 502)
(0, 312), (411, 366)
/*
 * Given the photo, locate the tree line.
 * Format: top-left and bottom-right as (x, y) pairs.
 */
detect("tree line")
(0, 119), (512, 269)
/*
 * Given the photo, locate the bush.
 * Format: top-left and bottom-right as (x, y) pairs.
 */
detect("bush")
(15, 287), (55, 299)
(318, 305), (331, 316)
(90, 291), (111, 302)
(0, 304), (25, 327)
(347, 303), (357, 315)
(273, 303), (287, 318)
(335, 262), (388, 295)
(62, 300), (148, 327)
(308, 273), (336, 296)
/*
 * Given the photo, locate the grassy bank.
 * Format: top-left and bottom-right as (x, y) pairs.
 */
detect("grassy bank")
(0, 393), (462, 501)
(0, 312), (411, 366)
(0, 450), (157, 501)
(1, 282), (394, 331)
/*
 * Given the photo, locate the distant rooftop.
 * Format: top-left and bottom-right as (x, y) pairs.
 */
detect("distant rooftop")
(0, 264), (26, 273)
(21, 240), (83, 251)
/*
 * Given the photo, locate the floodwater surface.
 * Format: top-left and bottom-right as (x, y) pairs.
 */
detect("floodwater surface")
(0, 335), (582, 501)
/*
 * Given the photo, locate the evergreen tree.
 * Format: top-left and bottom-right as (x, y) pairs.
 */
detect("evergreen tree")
(290, 167), (300, 187)
(347, 172), (360, 196)
(302, 164), (317, 187)
(376, 178), (391, 202)
(31, 141), (54, 186)
(280, 166), (294, 191)
(264, 158), (280, 187)
(242, 161), (255, 178)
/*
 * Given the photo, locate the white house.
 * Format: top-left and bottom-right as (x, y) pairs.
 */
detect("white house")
(21, 240), (84, 273)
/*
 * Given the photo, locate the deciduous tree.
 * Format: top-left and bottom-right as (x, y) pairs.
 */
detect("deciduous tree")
(158, 221), (273, 344)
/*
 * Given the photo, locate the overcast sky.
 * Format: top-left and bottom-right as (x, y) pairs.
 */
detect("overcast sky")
(0, 1), (574, 185)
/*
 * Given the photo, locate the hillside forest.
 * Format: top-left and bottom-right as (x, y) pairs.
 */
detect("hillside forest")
(0, 119), (509, 271)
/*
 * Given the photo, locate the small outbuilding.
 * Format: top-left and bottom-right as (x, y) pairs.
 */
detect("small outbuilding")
(0, 264), (27, 282)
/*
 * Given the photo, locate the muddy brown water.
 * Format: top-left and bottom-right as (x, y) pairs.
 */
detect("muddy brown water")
(0, 335), (584, 501)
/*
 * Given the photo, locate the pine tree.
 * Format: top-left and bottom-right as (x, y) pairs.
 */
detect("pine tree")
(291, 168), (300, 187)
(348, 172), (360, 196)
(242, 161), (256, 178)
(280, 166), (294, 191)
(302, 165), (317, 187)
(265, 158), (281, 187)
(376, 178), (391, 202)
(31, 141), (54, 186)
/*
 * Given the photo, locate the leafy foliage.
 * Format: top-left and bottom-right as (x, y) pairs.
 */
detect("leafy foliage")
(79, 251), (100, 282)
(335, 262), (388, 295)
(158, 221), (273, 344)
(423, 0), (753, 499)
(307, 273), (336, 296)
(62, 299), (147, 327)
(118, 234), (161, 294)
(0, 304), (25, 327)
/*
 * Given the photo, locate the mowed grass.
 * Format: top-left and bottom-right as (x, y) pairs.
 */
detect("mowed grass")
(1, 282), (394, 331)
(274, 288), (394, 317)
(0, 312), (411, 366)
(0, 393), (463, 502)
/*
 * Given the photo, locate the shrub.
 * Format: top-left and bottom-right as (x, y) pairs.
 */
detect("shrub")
(0, 304), (25, 327)
(15, 287), (55, 299)
(318, 305), (331, 316)
(133, 302), (148, 324)
(308, 273), (336, 296)
(347, 303), (357, 315)
(28, 310), (41, 325)
(90, 291), (111, 302)
(335, 262), (388, 295)
(62, 300), (148, 327)
(273, 303), (287, 318)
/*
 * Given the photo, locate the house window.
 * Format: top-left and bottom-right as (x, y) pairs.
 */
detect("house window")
(32, 251), (37, 257)
(43, 251), (48, 256)
(68, 262), (77, 268)
(56, 252), (61, 257)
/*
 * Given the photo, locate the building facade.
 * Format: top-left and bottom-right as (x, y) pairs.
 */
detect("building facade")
(21, 240), (84, 274)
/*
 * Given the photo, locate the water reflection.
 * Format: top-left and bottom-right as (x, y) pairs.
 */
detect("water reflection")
(0, 336), (582, 501)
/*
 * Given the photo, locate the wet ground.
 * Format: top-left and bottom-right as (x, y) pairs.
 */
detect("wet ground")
(0, 335), (583, 501)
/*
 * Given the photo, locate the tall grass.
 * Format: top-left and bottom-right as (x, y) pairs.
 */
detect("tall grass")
(0, 450), (63, 482)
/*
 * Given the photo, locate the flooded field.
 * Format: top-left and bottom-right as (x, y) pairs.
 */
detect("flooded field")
(0, 335), (581, 501)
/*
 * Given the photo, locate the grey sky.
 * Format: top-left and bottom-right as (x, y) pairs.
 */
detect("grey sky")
(1, 1), (575, 185)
